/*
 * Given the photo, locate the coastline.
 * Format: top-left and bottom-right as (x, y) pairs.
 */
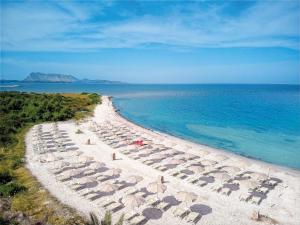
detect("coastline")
(25, 95), (300, 225)
(111, 96), (300, 176)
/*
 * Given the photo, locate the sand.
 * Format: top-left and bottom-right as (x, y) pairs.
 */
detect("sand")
(25, 96), (300, 225)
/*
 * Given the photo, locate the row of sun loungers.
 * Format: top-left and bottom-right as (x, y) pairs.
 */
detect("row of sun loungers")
(91, 121), (282, 206)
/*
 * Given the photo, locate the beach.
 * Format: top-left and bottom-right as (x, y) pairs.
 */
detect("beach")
(25, 96), (300, 225)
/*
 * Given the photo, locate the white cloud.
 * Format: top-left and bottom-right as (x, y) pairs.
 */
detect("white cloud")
(1, 1), (299, 51)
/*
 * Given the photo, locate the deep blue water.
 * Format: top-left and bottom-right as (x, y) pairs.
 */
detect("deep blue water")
(1, 83), (300, 169)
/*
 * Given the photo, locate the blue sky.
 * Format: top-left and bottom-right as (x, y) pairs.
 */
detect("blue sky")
(1, 0), (299, 84)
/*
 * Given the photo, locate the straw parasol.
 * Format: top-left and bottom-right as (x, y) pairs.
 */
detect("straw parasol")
(213, 173), (231, 182)
(147, 182), (167, 198)
(167, 158), (185, 165)
(250, 172), (268, 181)
(122, 194), (145, 209)
(176, 191), (197, 208)
(53, 161), (70, 169)
(240, 179), (260, 190)
(64, 170), (82, 177)
(78, 156), (94, 163)
(201, 159), (217, 166)
(234, 160), (251, 168)
(214, 154), (229, 162)
(78, 177), (96, 185)
(105, 168), (122, 178)
(126, 175), (143, 184)
(222, 166), (241, 174)
(151, 153), (168, 160)
(165, 149), (179, 155)
(188, 165), (205, 173)
(74, 151), (84, 156)
(197, 150), (210, 157)
(141, 148), (154, 155)
(90, 162), (106, 170)
(184, 153), (197, 160)
(101, 183), (118, 192)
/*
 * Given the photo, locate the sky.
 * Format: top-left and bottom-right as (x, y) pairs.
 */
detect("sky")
(1, 0), (300, 84)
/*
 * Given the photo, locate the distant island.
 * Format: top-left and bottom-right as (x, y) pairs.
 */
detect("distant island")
(1, 72), (125, 84)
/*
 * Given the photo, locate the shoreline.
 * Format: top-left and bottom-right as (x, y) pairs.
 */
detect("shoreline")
(25, 95), (300, 225)
(110, 96), (300, 176)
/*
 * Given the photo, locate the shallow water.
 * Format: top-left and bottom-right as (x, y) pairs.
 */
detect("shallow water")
(2, 83), (300, 169)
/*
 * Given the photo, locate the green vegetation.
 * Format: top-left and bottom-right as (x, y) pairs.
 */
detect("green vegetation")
(87, 212), (124, 225)
(0, 91), (101, 225)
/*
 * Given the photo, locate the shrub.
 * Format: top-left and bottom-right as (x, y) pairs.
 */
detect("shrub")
(0, 181), (26, 197)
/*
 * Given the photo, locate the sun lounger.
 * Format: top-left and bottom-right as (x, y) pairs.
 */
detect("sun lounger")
(256, 186), (269, 194)
(251, 195), (262, 205)
(264, 179), (278, 187)
(143, 160), (154, 166)
(135, 192), (146, 198)
(187, 177), (199, 184)
(97, 199), (115, 208)
(186, 211), (201, 223)
(156, 201), (170, 211)
(124, 211), (139, 221)
(239, 192), (251, 202)
(129, 215), (147, 225)
(198, 180), (207, 187)
(211, 184), (222, 192)
(82, 169), (95, 176)
(221, 187), (231, 196)
(56, 174), (71, 181)
(178, 173), (188, 179)
(79, 188), (94, 196)
(105, 202), (123, 212)
(85, 192), (99, 200)
(173, 207), (189, 218)
(146, 197), (160, 207)
(124, 187), (138, 195)
(70, 183), (84, 190)
(155, 165), (168, 171)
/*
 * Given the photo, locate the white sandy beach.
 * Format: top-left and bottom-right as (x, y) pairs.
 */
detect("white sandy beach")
(25, 96), (300, 225)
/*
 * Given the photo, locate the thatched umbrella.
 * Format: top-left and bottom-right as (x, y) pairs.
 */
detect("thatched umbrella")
(101, 183), (118, 193)
(151, 153), (168, 160)
(104, 168), (122, 178)
(201, 159), (217, 166)
(184, 153), (197, 160)
(78, 177), (96, 185)
(90, 162), (106, 170)
(234, 160), (251, 168)
(122, 194), (145, 210)
(176, 191), (197, 208)
(223, 166), (241, 174)
(126, 175), (143, 184)
(188, 165), (205, 173)
(214, 154), (229, 162)
(213, 173), (231, 183)
(197, 150), (210, 157)
(64, 169), (82, 178)
(240, 179), (260, 190)
(147, 182), (167, 198)
(78, 156), (94, 164)
(53, 161), (70, 169)
(167, 159), (185, 165)
(250, 172), (268, 181)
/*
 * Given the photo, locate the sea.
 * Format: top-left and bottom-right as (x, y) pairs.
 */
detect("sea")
(1, 83), (300, 170)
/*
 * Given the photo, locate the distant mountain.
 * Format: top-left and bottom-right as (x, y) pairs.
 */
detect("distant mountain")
(0, 72), (126, 84)
(24, 72), (78, 83)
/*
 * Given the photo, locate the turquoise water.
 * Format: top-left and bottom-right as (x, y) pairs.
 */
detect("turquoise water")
(1, 83), (300, 169)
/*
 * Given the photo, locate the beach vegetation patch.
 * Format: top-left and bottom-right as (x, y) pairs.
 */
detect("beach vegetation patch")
(0, 91), (101, 225)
